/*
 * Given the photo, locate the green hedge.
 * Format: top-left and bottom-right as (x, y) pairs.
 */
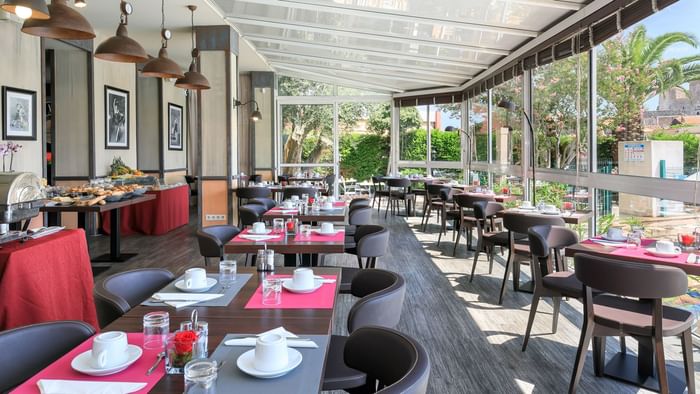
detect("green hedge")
(339, 134), (390, 181)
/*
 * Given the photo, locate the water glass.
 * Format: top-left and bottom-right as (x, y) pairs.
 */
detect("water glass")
(184, 359), (218, 394)
(299, 224), (311, 237)
(219, 260), (237, 290)
(301, 193), (309, 203)
(143, 311), (169, 350)
(273, 218), (285, 234)
(262, 278), (282, 305)
(626, 232), (642, 248)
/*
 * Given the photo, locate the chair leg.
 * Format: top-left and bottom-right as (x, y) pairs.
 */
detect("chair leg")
(498, 249), (513, 305)
(512, 259), (521, 292)
(437, 218), (445, 246)
(522, 292), (541, 352)
(356, 255), (363, 269)
(452, 224), (461, 256)
(681, 330), (695, 394)
(568, 320), (594, 394)
(593, 336), (606, 377)
(384, 197), (390, 219)
(552, 296), (561, 333)
(488, 248), (495, 274)
(470, 241), (483, 282)
(619, 336), (626, 354)
(654, 335), (670, 394)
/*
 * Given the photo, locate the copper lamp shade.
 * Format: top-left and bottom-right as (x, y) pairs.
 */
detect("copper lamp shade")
(21, 0), (95, 40)
(1, 0), (50, 20)
(95, 23), (148, 63)
(142, 47), (184, 79)
(175, 62), (210, 90)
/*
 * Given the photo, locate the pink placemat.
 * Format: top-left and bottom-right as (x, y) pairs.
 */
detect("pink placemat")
(582, 238), (689, 264)
(231, 228), (285, 242)
(268, 207), (299, 214)
(296, 230), (345, 242)
(244, 275), (337, 309)
(12, 333), (164, 394)
(333, 201), (346, 207)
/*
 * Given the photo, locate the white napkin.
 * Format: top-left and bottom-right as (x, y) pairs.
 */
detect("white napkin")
(239, 234), (279, 241)
(312, 276), (336, 284)
(224, 326), (318, 348)
(589, 239), (629, 248)
(151, 293), (223, 309)
(38, 380), (146, 394)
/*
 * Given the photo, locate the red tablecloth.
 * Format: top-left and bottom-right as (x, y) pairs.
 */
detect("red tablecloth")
(101, 185), (189, 236)
(0, 229), (98, 331)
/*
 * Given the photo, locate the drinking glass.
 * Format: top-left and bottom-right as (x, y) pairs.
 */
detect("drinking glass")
(299, 224), (311, 237)
(262, 278), (282, 305)
(301, 193), (309, 203)
(219, 260), (237, 290)
(184, 359), (218, 394)
(562, 201), (574, 216)
(626, 231), (642, 249)
(273, 218), (285, 234)
(143, 311), (169, 350)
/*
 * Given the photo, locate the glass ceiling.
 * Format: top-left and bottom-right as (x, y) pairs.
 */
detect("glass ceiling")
(217, 0), (591, 93)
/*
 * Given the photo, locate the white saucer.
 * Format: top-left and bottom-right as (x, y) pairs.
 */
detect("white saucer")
(518, 206), (536, 210)
(319, 206), (337, 211)
(249, 229), (272, 235)
(71, 345), (143, 376)
(282, 278), (324, 294)
(237, 348), (302, 379)
(313, 230), (339, 236)
(645, 247), (682, 258)
(601, 234), (627, 242)
(540, 210), (561, 215)
(175, 277), (218, 293)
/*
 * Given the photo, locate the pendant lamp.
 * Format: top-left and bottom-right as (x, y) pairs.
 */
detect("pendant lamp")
(21, 0), (95, 40)
(95, 1), (148, 64)
(1, 0), (49, 20)
(142, 0), (183, 79)
(175, 5), (210, 90)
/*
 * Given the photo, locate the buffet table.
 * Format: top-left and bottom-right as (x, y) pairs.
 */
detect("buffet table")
(0, 229), (98, 331)
(101, 184), (189, 236)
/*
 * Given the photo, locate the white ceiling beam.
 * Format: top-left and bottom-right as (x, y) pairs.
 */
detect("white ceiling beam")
(234, 0), (539, 37)
(274, 65), (404, 93)
(270, 60), (462, 86)
(226, 16), (512, 56)
(258, 49), (473, 80)
(245, 34), (490, 70)
(501, 0), (584, 11)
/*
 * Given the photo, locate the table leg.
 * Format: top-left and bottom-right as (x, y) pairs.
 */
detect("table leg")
(92, 208), (137, 263)
(77, 212), (87, 229)
(283, 254), (297, 267)
(47, 212), (61, 227)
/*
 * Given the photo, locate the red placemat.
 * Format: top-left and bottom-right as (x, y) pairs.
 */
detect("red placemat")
(11, 333), (164, 394)
(244, 275), (337, 309)
(295, 230), (345, 243)
(582, 238), (689, 264)
(231, 228), (285, 243)
(333, 201), (346, 207)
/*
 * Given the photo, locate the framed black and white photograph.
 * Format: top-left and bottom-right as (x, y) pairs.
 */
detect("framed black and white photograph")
(168, 103), (183, 151)
(104, 86), (129, 149)
(2, 87), (36, 141)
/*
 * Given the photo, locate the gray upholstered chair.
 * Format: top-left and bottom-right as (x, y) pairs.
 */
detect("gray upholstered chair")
(196, 225), (241, 265)
(339, 225), (390, 293)
(470, 201), (508, 283)
(249, 197), (277, 210)
(235, 187), (272, 225)
(385, 178), (415, 218)
(452, 193), (495, 255)
(343, 326), (430, 394)
(322, 270), (407, 392)
(0, 321), (96, 392)
(371, 176), (390, 212)
(239, 204), (268, 227)
(94, 268), (175, 328)
(349, 198), (371, 209)
(282, 186), (318, 200)
(569, 254), (695, 394)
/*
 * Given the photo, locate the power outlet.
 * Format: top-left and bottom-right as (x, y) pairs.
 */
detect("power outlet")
(205, 214), (226, 221)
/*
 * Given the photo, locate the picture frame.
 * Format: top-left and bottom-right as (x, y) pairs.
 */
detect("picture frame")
(2, 86), (37, 141)
(104, 85), (129, 149)
(168, 103), (183, 151)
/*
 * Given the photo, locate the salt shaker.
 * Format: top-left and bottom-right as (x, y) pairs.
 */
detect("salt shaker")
(195, 321), (209, 359)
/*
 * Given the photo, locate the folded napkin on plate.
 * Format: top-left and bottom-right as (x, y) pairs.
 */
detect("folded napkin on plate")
(224, 326), (318, 348)
(38, 380), (146, 394)
(589, 239), (630, 248)
(239, 234), (280, 241)
(151, 293), (223, 309)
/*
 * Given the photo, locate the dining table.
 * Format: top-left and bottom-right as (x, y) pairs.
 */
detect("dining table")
(262, 201), (347, 223)
(504, 208), (593, 225)
(15, 267), (340, 394)
(565, 238), (696, 393)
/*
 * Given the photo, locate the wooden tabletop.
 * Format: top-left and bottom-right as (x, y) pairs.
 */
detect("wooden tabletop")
(263, 206), (347, 222)
(501, 208), (593, 225)
(105, 267), (341, 393)
(40, 194), (156, 213)
(564, 242), (700, 275)
(224, 231), (347, 254)
(288, 177), (324, 183)
(463, 192), (518, 203)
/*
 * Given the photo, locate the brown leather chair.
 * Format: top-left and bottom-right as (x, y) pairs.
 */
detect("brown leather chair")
(470, 201), (508, 283)
(569, 254), (695, 394)
(343, 326), (430, 394)
(371, 176), (390, 212)
(0, 321), (96, 392)
(94, 268), (175, 328)
(452, 193), (495, 255)
(384, 178), (415, 218)
(420, 183), (449, 231)
(322, 270), (407, 391)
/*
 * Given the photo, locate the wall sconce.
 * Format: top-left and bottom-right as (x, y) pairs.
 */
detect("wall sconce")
(234, 100), (262, 122)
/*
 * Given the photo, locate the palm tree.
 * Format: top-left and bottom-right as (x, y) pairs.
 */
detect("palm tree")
(598, 26), (700, 143)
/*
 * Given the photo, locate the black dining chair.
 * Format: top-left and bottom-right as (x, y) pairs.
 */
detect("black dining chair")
(322, 174), (336, 196)
(277, 174), (289, 184)
(371, 176), (390, 212)
(239, 204), (268, 227)
(349, 198), (371, 209)
(385, 178), (415, 218)
(94, 268), (175, 328)
(196, 225), (241, 265)
(235, 187), (272, 225)
(249, 197), (277, 210)
(569, 254), (695, 394)
(342, 326), (430, 394)
(282, 186), (318, 201)
(322, 269), (407, 392)
(470, 201), (508, 283)
(452, 193), (495, 255)
(0, 321), (96, 392)
(420, 183), (449, 231)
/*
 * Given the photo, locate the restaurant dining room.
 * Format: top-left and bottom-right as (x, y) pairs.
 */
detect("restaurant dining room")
(1, 0), (700, 393)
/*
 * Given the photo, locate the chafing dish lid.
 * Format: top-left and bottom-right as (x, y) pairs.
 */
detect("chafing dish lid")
(0, 172), (44, 205)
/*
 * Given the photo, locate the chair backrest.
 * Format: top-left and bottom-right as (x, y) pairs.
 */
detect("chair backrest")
(472, 200), (504, 220)
(354, 225), (390, 258)
(348, 269), (406, 332)
(197, 225), (241, 259)
(94, 268), (175, 327)
(349, 206), (373, 226)
(503, 212), (565, 236)
(277, 175), (289, 183)
(344, 326), (430, 394)
(184, 175), (196, 184)
(386, 178), (411, 189)
(527, 225), (578, 258)
(349, 198), (371, 209)
(235, 186), (271, 200)
(250, 174), (262, 184)
(249, 197), (276, 210)
(426, 184), (447, 198)
(282, 187), (318, 200)
(324, 174), (336, 193)
(454, 193), (494, 209)
(574, 253), (688, 299)
(239, 204), (268, 227)
(0, 321), (96, 391)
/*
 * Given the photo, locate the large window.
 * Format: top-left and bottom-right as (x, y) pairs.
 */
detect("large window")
(398, 105), (428, 162)
(469, 93), (489, 162)
(339, 102), (390, 183)
(492, 76), (522, 165)
(280, 104), (334, 174)
(430, 104), (462, 162)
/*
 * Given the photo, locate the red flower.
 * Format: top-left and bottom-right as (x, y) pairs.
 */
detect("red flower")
(174, 330), (198, 354)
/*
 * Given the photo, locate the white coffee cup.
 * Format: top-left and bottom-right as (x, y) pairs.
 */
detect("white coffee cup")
(252, 222), (266, 234)
(91, 331), (129, 369)
(607, 227), (623, 239)
(322, 202), (333, 210)
(283, 201), (295, 209)
(521, 200), (533, 209)
(656, 240), (678, 253)
(320, 222), (334, 234)
(292, 268), (315, 290)
(184, 267), (208, 289)
(290, 195), (300, 202)
(254, 334), (289, 372)
(543, 204), (557, 212)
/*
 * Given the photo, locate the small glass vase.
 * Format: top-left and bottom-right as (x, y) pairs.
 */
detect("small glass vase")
(165, 330), (199, 374)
